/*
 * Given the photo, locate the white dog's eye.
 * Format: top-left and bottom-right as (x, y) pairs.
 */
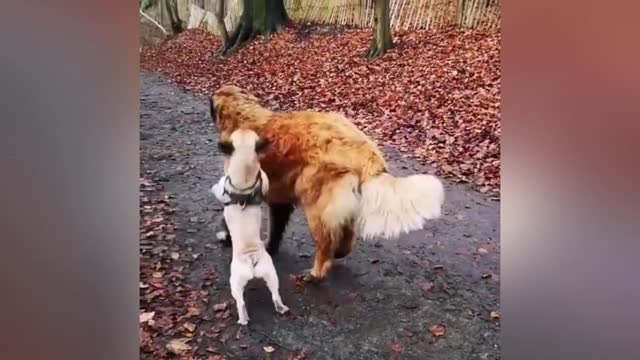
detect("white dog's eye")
(217, 141), (234, 155)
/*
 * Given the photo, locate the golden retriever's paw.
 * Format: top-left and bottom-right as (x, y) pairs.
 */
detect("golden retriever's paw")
(299, 270), (321, 283)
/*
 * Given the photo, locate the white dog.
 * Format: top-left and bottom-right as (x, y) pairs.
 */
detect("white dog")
(210, 129), (289, 325)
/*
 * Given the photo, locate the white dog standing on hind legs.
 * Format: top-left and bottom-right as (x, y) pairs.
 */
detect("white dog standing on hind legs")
(210, 129), (289, 325)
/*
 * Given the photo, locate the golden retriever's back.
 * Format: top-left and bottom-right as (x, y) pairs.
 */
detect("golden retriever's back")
(262, 111), (387, 181)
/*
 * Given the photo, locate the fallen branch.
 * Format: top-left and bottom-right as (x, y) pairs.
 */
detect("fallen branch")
(140, 9), (168, 36)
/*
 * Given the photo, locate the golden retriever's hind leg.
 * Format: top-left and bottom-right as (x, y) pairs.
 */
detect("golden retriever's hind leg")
(295, 167), (356, 282)
(301, 215), (337, 282)
(334, 222), (356, 259)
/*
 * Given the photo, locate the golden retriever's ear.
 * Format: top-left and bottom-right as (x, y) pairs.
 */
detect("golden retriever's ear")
(255, 137), (270, 154)
(215, 85), (243, 97)
(217, 140), (234, 155)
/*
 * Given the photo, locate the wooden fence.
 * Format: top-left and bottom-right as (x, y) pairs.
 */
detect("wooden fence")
(284, 0), (500, 30)
(142, 0), (500, 37)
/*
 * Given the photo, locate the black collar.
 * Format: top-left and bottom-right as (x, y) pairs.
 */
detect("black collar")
(222, 171), (264, 209)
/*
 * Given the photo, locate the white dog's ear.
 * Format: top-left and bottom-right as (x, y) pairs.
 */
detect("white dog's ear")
(210, 176), (228, 202)
(259, 169), (269, 196)
(255, 137), (270, 154)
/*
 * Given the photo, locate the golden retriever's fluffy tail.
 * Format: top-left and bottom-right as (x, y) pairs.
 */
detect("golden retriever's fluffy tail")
(356, 173), (444, 240)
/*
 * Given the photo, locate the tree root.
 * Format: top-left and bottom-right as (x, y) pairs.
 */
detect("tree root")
(221, 22), (285, 56)
(366, 45), (381, 58)
(366, 42), (391, 58)
(217, 0), (290, 58)
(221, 22), (252, 56)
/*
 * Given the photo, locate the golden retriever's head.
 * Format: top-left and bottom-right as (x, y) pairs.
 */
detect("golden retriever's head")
(209, 86), (270, 140)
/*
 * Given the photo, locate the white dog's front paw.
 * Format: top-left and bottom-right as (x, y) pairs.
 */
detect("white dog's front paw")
(237, 308), (250, 325)
(210, 176), (228, 201)
(210, 183), (220, 196)
(275, 303), (289, 315)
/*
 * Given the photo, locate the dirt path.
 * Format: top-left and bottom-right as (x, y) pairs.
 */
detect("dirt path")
(140, 71), (500, 360)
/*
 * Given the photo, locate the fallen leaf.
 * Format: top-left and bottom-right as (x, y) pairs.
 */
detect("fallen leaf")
(420, 282), (434, 293)
(140, 328), (153, 351)
(490, 310), (501, 319)
(171, 252), (180, 260)
(347, 292), (360, 300)
(213, 302), (227, 312)
(183, 322), (196, 332)
(289, 274), (304, 288)
(390, 343), (402, 353)
(477, 247), (489, 255)
(400, 300), (418, 309)
(286, 350), (307, 360)
(152, 271), (163, 279)
(139, 311), (155, 323)
(264, 345), (276, 353)
(139, 282), (149, 289)
(166, 338), (192, 354)
(187, 307), (201, 317)
(149, 279), (165, 289)
(430, 324), (447, 337)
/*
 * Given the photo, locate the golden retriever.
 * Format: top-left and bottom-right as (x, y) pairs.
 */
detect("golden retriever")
(210, 85), (444, 282)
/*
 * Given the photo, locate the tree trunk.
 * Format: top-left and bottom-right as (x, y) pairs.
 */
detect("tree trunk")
(222, 0), (289, 55)
(213, 0), (229, 52)
(366, 0), (393, 58)
(163, 0), (184, 34)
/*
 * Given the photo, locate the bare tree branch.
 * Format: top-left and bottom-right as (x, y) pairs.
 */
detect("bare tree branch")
(140, 9), (169, 36)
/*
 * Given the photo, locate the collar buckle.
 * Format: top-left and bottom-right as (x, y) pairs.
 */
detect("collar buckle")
(221, 171), (264, 209)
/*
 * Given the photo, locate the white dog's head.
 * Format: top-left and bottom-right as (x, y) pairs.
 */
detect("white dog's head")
(210, 129), (270, 201)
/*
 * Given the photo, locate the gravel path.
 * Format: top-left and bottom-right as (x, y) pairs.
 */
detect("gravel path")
(140, 71), (500, 360)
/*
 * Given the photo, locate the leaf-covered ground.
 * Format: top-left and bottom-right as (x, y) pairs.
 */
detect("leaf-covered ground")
(139, 72), (500, 359)
(140, 26), (500, 196)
